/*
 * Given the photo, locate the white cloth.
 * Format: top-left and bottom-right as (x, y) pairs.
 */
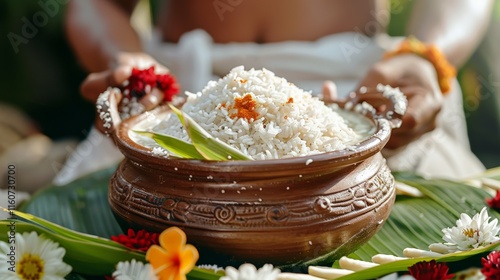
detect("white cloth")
(54, 30), (484, 185)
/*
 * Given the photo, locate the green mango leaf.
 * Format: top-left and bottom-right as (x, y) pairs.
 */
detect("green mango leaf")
(169, 103), (252, 161)
(134, 130), (205, 159)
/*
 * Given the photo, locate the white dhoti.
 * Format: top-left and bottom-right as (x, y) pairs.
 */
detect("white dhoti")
(53, 30), (484, 185)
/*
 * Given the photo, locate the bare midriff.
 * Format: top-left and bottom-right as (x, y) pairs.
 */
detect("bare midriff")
(157, 0), (387, 44)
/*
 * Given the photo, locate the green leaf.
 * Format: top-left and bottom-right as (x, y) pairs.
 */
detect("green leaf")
(134, 130), (205, 159)
(0, 220), (145, 276)
(332, 172), (500, 279)
(19, 166), (123, 238)
(5, 208), (126, 249)
(14, 166), (222, 279)
(169, 103), (252, 161)
(15, 166), (500, 279)
(336, 241), (500, 280)
(187, 268), (225, 280)
(0, 219), (222, 279)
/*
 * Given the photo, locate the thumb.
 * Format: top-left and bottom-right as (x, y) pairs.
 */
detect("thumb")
(322, 80), (338, 103)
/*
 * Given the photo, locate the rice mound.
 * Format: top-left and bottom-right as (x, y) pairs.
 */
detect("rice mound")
(153, 66), (366, 160)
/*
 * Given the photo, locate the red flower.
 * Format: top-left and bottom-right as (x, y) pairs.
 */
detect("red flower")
(156, 72), (179, 102)
(111, 229), (159, 252)
(408, 260), (454, 280)
(482, 251), (500, 279)
(125, 66), (157, 98)
(124, 66), (179, 102)
(487, 191), (500, 210)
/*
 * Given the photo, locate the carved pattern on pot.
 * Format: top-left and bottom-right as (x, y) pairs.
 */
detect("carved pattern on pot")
(109, 165), (393, 229)
(159, 199), (190, 222)
(266, 205), (290, 224)
(214, 206), (237, 224)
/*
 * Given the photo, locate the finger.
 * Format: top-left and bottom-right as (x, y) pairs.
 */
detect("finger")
(356, 64), (392, 89)
(94, 89), (123, 135)
(322, 80), (338, 103)
(349, 93), (393, 113)
(80, 66), (132, 102)
(140, 88), (165, 111)
(391, 108), (418, 134)
(396, 87), (441, 132)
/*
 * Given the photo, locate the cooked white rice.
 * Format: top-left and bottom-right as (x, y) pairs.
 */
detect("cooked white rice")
(145, 66), (372, 160)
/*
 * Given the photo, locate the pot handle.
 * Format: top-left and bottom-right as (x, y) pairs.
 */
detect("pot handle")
(95, 88), (123, 136)
(341, 84), (408, 129)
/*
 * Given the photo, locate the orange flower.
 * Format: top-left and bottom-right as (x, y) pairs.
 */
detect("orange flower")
(146, 227), (199, 280)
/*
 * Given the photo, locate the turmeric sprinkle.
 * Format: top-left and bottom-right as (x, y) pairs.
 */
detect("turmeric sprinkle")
(239, 79), (248, 84)
(230, 93), (259, 121)
(287, 97), (294, 104)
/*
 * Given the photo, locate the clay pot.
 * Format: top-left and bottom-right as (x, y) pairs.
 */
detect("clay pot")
(99, 88), (402, 267)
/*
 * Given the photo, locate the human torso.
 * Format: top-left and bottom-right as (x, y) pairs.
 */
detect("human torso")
(158, 0), (387, 43)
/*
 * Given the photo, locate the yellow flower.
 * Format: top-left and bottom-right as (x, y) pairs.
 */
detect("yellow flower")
(146, 227), (199, 280)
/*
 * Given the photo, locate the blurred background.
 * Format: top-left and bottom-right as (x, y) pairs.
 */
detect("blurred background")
(1, 0), (499, 193)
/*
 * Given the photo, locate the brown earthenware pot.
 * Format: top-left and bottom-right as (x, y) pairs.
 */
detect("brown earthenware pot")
(99, 88), (402, 267)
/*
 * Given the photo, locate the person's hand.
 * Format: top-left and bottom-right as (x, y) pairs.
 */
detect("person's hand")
(358, 54), (443, 149)
(80, 52), (170, 111)
(324, 54), (443, 150)
(81, 52), (172, 134)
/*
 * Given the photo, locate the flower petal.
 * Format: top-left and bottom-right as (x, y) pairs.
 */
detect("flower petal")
(160, 227), (186, 253)
(179, 244), (199, 273)
(146, 244), (169, 269)
(156, 265), (184, 280)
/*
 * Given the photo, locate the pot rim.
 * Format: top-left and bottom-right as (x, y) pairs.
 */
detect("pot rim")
(113, 105), (393, 170)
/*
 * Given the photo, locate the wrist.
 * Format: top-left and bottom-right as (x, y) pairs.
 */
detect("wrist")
(384, 36), (456, 94)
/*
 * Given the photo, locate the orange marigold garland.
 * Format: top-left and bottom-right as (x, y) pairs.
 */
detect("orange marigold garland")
(384, 36), (457, 94)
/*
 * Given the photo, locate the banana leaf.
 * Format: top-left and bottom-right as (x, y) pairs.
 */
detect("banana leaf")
(333, 171), (500, 279)
(19, 166), (122, 237)
(0, 219), (145, 276)
(11, 166), (220, 279)
(12, 167), (500, 279)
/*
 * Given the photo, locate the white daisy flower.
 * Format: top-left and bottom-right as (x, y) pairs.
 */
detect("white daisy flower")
(197, 264), (225, 274)
(0, 231), (72, 280)
(221, 263), (280, 280)
(440, 207), (500, 252)
(112, 259), (158, 280)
